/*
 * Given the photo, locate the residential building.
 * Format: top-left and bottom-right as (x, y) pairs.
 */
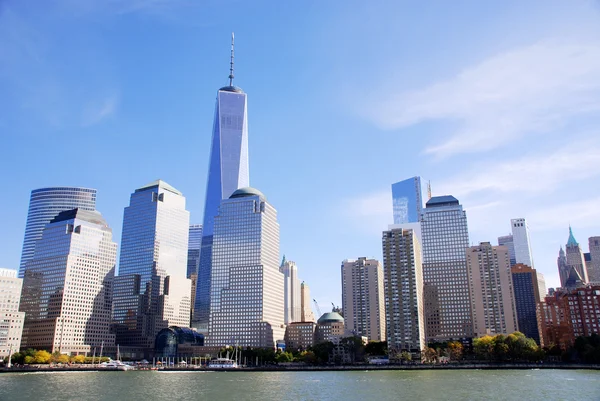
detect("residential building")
(112, 180), (192, 349)
(300, 282), (315, 322)
(194, 36), (250, 334)
(314, 312), (345, 344)
(382, 229), (424, 352)
(511, 264), (541, 344)
(511, 218), (534, 267)
(20, 209), (116, 353)
(565, 226), (589, 284)
(391, 176), (423, 224)
(0, 269), (25, 358)
(19, 187), (96, 277)
(341, 257), (386, 341)
(280, 258), (301, 324)
(284, 322), (316, 350)
(498, 234), (516, 266)
(466, 242), (517, 337)
(206, 188), (284, 348)
(420, 195), (472, 342)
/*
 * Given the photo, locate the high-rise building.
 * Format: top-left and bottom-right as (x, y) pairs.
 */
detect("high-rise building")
(300, 282), (315, 322)
(280, 258), (301, 324)
(284, 321), (316, 350)
(557, 246), (569, 287)
(511, 264), (541, 344)
(565, 226), (589, 284)
(382, 229), (425, 352)
(498, 234), (516, 266)
(587, 237), (600, 283)
(187, 225), (203, 279)
(391, 176), (423, 224)
(537, 272), (547, 300)
(467, 243), (518, 337)
(0, 269), (25, 358)
(112, 180), (191, 348)
(511, 218), (534, 267)
(194, 35), (250, 333)
(421, 195), (472, 342)
(19, 187), (97, 277)
(20, 209), (116, 353)
(206, 187), (284, 348)
(341, 257), (386, 342)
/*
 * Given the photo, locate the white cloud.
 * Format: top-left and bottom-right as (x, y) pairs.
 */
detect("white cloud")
(528, 197), (600, 230)
(341, 190), (391, 234)
(81, 94), (118, 127)
(362, 40), (600, 158)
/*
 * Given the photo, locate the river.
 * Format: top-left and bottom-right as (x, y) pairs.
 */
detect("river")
(0, 369), (598, 400)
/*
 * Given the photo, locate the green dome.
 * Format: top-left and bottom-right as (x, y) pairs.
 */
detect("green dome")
(317, 312), (344, 324)
(229, 187), (266, 200)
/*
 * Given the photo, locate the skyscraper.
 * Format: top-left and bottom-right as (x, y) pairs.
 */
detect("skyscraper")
(341, 257), (386, 342)
(498, 234), (516, 266)
(588, 237), (600, 283)
(466, 243), (518, 337)
(0, 268), (25, 358)
(187, 225), (203, 279)
(421, 195), (472, 342)
(20, 209), (116, 353)
(206, 187), (284, 348)
(511, 263), (541, 344)
(112, 180), (191, 348)
(511, 218), (534, 267)
(557, 246), (569, 287)
(382, 229), (425, 352)
(194, 34), (250, 333)
(565, 226), (589, 284)
(280, 258), (301, 324)
(19, 187), (97, 277)
(300, 282), (315, 322)
(391, 176), (423, 224)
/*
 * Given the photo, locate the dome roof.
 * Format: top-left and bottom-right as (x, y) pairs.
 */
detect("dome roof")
(229, 187), (266, 200)
(219, 85), (244, 93)
(317, 312), (344, 324)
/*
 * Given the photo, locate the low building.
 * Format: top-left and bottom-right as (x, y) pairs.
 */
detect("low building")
(154, 326), (204, 358)
(0, 269), (25, 358)
(284, 322), (316, 350)
(314, 312), (345, 344)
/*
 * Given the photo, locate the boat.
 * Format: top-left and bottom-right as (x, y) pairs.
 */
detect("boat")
(207, 358), (239, 369)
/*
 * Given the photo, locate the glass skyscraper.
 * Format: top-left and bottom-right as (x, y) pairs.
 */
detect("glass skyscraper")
(194, 46), (250, 333)
(187, 224), (203, 279)
(19, 187), (97, 277)
(391, 177), (422, 224)
(112, 180), (191, 348)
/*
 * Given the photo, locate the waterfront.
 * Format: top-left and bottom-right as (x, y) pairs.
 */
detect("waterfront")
(0, 369), (598, 401)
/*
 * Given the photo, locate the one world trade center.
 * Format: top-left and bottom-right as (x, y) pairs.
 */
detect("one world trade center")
(193, 33), (249, 333)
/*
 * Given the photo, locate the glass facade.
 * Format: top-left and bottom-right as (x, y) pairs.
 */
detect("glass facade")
(112, 180), (191, 348)
(511, 265), (541, 344)
(20, 209), (117, 353)
(187, 224), (203, 279)
(498, 234), (517, 266)
(206, 189), (284, 348)
(19, 187), (97, 277)
(421, 195), (472, 342)
(511, 218), (534, 267)
(194, 87), (249, 333)
(391, 177), (422, 225)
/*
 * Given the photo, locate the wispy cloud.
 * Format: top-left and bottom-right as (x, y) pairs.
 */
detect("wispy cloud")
(81, 94), (119, 127)
(528, 197), (600, 230)
(361, 40), (600, 158)
(341, 190), (391, 234)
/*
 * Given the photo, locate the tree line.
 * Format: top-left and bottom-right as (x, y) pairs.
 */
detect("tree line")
(3, 349), (110, 365)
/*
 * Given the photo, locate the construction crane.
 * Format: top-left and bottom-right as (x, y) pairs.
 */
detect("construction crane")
(313, 299), (322, 317)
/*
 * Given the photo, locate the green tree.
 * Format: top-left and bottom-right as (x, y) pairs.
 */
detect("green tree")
(24, 356), (34, 364)
(275, 351), (294, 363)
(71, 355), (86, 364)
(365, 341), (387, 356)
(473, 335), (495, 360)
(298, 350), (317, 365)
(10, 352), (24, 365)
(34, 350), (52, 364)
(400, 351), (412, 364)
(310, 342), (334, 365)
(340, 336), (365, 363)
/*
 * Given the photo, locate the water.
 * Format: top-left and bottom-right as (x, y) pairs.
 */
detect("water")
(0, 369), (598, 401)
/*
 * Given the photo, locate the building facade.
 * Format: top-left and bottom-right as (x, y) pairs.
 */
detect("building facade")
(19, 187), (97, 277)
(498, 234), (516, 266)
(300, 282), (315, 322)
(187, 225), (203, 279)
(511, 218), (534, 267)
(466, 242), (517, 337)
(20, 209), (116, 354)
(421, 195), (472, 342)
(0, 269), (25, 358)
(588, 237), (600, 283)
(284, 322), (316, 350)
(280, 259), (301, 324)
(391, 176), (423, 224)
(565, 227), (589, 284)
(194, 49), (250, 334)
(557, 247), (569, 287)
(206, 188), (284, 348)
(382, 229), (425, 352)
(341, 258), (386, 342)
(112, 180), (191, 349)
(511, 264), (541, 344)
(314, 312), (345, 344)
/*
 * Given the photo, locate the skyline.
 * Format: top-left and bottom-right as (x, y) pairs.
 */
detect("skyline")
(3, 1), (600, 309)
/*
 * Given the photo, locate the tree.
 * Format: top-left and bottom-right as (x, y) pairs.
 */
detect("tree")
(10, 352), (24, 365)
(275, 351), (294, 363)
(340, 336), (365, 363)
(400, 351), (412, 364)
(310, 342), (334, 365)
(24, 356), (34, 364)
(56, 354), (70, 364)
(299, 351), (317, 365)
(447, 341), (463, 361)
(33, 350), (51, 364)
(473, 335), (495, 360)
(71, 355), (86, 364)
(365, 341), (387, 356)
(422, 347), (438, 364)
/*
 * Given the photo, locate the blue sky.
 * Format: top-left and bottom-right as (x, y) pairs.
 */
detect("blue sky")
(2, 0), (600, 310)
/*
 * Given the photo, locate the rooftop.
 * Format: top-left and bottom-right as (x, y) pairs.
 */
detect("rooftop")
(219, 85), (244, 93)
(426, 195), (459, 208)
(50, 208), (108, 226)
(567, 226), (579, 247)
(136, 179), (182, 195)
(317, 312), (344, 324)
(229, 187), (266, 200)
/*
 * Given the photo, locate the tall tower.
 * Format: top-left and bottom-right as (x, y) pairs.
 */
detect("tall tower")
(194, 34), (250, 333)
(206, 187), (284, 348)
(565, 226), (589, 284)
(557, 246), (569, 287)
(341, 257), (386, 342)
(498, 234), (516, 266)
(588, 237), (600, 283)
(0, 269), (25, 358)
(391, 176), (423, 224)
(19, 187), (97, 277)
(280, 259), (301, 324)
(300, 282), (315, 322)
(112, 180), (191, 348)
(511, 218), (534, 267)
(511, 263), (541, 344)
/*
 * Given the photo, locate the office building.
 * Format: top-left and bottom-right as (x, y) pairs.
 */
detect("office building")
(341, 257), (386, 341)
(20, 209), (116, 353)
(511, 218), (534, 267)
(557, 247), (569, 287)
(565, 226), (589, 284)
(511, 264), (541, 344)
(300, 282), (315, 322)
(382, 229), (425, 352)
(0, 269), (25, 358)
(391, 176), (423, 224)
(187, 225), (203, 279)
(537, 272), (547, 300)
(280, 258), (301, 324)
(284, 322), (316, 351)
(112, 180), (191, 349)
(19, 187), (96, 277)
(587, 237), (600, 283)
(498, 234), (516, 266)
(194, 35), (250, 333)
(421, 195), (472, 341)
(314, 312), (345, 344)
(206, 188), (284, 348)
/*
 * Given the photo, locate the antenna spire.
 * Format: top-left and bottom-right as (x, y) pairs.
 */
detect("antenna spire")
(229, 32), (235, 86)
